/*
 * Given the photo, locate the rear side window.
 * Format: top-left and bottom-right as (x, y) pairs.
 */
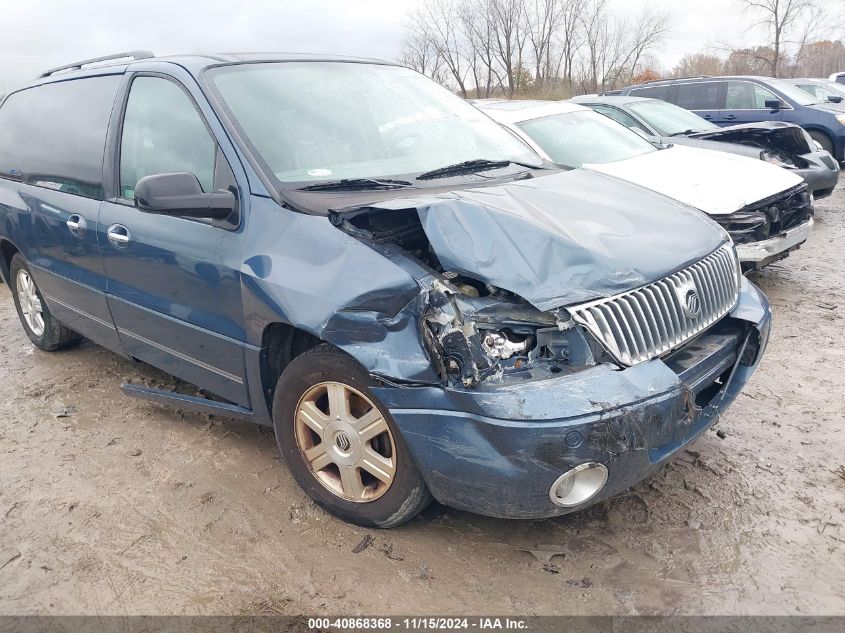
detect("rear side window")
(725, 81), (778, 109)
(590, 105), (650, 134)
(627, 85), (670, 101)
(671, 82), (724, 110)
(119, 77), (216, 198)
(0, 76), (121, 199)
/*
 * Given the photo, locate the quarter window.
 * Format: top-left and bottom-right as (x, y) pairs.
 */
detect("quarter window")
(120, 77), (215, 198)
(796, 84), (822, 98)
(671, 82), (724, 110)
(0, 76), (121, 199)
(627, 85), (670, 101)
(725, 81), (778, 109)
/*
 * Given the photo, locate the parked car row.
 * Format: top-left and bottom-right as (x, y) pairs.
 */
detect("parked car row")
(0, 53), (781, 527)
(617, 75), (845, 160)
(570, 94), (839, 199)
(478, 98), (816, 270)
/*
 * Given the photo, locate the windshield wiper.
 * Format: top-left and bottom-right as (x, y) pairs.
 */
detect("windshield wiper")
(668, 129), (701, 137)
(296, 178), (414, 192)
(416, 159), (537, 180)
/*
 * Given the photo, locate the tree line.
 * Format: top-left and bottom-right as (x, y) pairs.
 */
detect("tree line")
(399, 0), (843, 98)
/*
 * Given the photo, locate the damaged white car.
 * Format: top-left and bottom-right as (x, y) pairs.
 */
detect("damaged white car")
(478, 99), (815, 270)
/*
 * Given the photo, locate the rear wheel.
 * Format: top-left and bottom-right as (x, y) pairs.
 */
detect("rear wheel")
(273, 344), (431, 527)
(10, 254), (81, 351)
(809, 130), (834, 156)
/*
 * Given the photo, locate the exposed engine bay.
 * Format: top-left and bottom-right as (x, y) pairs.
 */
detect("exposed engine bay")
(689, 122), (815, 169)
(332, 207), (602, 387)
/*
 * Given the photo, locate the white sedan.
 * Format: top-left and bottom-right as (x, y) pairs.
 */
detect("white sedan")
(476, 99), (814, 269)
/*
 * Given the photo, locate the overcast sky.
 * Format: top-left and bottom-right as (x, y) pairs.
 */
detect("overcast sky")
(0, 0), (786, 92)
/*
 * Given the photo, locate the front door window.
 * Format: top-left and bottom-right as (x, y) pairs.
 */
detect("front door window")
(119, 77), (216, 198)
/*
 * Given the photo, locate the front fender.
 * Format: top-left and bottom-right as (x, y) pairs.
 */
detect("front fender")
(241, 197), (438, 384)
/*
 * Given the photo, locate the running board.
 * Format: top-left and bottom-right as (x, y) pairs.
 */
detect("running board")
(120, 384), (254, 422)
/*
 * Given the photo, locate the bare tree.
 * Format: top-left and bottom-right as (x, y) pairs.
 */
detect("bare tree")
(577, 0), (607, 92)
(556, 0), (584, 91)
(408, 0), (471, 96)
(672, 52), (725, 77)
(789, 2), (832, 76)
(398, 0), (670, 98)
(489, 0), (529, 97)
(398, 31), (449, 84)
(621, 6), (671, 83)
(724, 45), (777, 74)
(460, 0), (505, 97)
(736, 0), (824, 77)
(794, 39), (845, 77)
(576, 0), (669, 93)
(524, 0), (564, 88)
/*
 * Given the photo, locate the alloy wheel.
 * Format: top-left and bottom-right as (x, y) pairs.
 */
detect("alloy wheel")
(16, 269), (45, 337)
(294, 381), (396, 502)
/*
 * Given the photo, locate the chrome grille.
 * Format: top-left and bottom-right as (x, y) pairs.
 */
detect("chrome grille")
(569, 243), (740, 366)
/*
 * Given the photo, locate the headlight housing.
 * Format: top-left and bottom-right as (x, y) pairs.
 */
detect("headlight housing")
(714, 210), (769, 244)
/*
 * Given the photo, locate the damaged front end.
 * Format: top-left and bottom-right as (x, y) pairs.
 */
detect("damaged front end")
(715, 183), (814, 270)
(421, 283), (599, 387)
(328, 168), (726, 389)
(688, 121), (840, 198)
(318, 171), (770, 520)
(690, 121), (815, 167)
(330, 205), (602, 389)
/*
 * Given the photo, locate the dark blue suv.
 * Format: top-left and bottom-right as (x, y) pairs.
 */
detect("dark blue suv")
(622, 76), (845, 160)
(0, 52), (771, 526)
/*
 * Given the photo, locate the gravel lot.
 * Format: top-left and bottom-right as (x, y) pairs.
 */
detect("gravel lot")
(1, 179), (844, 616)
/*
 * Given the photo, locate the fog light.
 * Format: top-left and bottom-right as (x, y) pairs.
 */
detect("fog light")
(549, 463), (608, 507)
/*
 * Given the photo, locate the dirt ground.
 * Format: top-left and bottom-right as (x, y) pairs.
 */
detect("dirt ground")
(1, 183), (844, 618)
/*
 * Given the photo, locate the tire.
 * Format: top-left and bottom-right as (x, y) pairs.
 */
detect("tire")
(9, 254), (81, 351)
(273, 344), (432, 527)
(808, 130), (835, 156)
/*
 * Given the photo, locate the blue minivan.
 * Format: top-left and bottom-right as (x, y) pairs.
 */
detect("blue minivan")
(0, 52), (771, 527)
(621, 76), (845, 160)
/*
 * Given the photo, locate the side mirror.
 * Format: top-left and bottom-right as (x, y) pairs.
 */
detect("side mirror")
(134, 172), (236, 220)
(826, 95), (843, 103)
(764, 99), (784, 110)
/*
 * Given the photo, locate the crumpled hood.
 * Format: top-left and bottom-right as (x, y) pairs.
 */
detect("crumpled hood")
(687, 120), (814, 155)
(338, 169), (727, 311)
(667, 135), (762, 160)
(584, 145), (804, 216)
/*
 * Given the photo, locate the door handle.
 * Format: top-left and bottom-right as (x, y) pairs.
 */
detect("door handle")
(66, 214), (87, 238)
(724, 114), (737, 120)
(701, 114), (713, 120)
(107, 224), (132, 249)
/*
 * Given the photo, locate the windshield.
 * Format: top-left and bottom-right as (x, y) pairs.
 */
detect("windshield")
(768, 79), (817, 105)
(821, 81), (845, 96)
(626, 99), (718, 135)
(207, 62), (541, 186)
(515, 110), (656, 167)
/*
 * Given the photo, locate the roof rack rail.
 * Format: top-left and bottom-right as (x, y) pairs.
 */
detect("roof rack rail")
(39, 50), (154, 78)
(640, 75), (711, 85)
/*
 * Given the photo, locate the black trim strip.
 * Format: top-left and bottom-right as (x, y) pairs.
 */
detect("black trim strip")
(118, 327), (244, 385)
(41, 293), (115, 330)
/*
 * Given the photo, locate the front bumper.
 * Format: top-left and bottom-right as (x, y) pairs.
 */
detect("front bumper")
(736, 217), (813, 268)
(374, 278), (771, 520)
(794, 150), (839, 198)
